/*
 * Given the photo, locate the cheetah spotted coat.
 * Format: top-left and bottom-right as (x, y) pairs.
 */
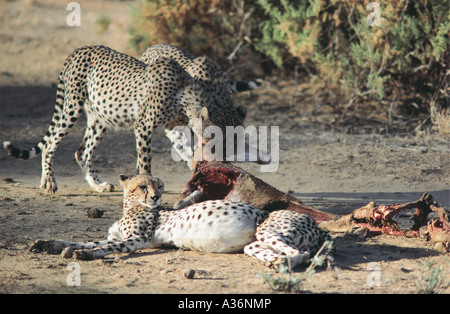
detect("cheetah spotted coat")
(3, 45), (246, 193)
(29, 175), (334, 269)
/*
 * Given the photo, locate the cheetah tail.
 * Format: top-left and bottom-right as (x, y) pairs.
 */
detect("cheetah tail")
(3, 88), (60, 159)
(229, 80), (260, 93)
(3, 85), (59, 160)
(3, 140), (44, 160)
(3, 70), (69, 160)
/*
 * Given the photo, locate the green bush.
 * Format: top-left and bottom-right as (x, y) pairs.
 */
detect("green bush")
(256, 0), (448, 114)
(129, 0), (449, 128)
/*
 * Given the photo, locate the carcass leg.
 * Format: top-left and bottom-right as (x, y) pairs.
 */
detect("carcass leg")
(174, 189), (204, 209)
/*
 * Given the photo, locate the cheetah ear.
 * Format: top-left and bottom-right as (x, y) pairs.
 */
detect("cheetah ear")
(118, 174), (129, 184)
(200, 107), (210, 121)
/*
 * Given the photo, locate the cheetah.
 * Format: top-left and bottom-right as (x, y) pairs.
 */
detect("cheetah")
(139, 44), (259, 93)
(29, 174), (334, 269)
(139, 44), (258, 165)
(3, 45), (247, 193)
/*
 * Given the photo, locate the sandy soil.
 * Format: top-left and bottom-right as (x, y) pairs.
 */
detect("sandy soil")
(0, 0), (449, 294)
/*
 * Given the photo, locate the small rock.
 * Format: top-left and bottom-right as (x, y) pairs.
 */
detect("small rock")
(87, 208), (104, 218)
(2, 177), (14, 183)
(183, 268), (195, 279)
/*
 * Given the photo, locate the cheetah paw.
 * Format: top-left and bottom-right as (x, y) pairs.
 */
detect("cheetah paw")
(40, 177), (58, 193)
(73, 250), (95, 261)
(93, 182), (115, 193)
(272, 252), (310, 269)
(29, 239), (64, 254)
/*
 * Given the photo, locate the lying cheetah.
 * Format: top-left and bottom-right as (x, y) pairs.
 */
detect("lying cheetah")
(29, 174), (334, 268)
(3, 45), (247, 193)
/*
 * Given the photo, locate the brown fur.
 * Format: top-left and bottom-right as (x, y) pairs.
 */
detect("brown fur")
(177, 160), (450, 249)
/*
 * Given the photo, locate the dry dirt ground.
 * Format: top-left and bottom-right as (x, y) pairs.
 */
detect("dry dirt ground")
(0, 0), (449, 295)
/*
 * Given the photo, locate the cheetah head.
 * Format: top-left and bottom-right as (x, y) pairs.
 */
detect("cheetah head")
(188, 106), (215, 140)
(189, 106), (263, 168)
(119, 174), (164, 210)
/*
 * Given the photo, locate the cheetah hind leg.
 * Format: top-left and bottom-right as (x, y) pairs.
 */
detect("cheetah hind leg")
(75, 117), (114, 193)
(244, 241), (310, 269)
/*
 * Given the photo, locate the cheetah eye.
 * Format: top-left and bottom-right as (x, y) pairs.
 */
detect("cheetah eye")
(139, 185), (147, 191)
(158, 185), (163, 190)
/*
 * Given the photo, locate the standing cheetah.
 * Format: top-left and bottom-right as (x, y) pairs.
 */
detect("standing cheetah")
(29, 174), (334, 269)
(3, 45), (247, 193)
(139, 44), (256, 165)
(139, 44), (259, 93)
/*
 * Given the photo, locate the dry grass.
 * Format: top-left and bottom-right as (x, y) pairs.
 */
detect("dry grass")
(430, 101), (450, 137)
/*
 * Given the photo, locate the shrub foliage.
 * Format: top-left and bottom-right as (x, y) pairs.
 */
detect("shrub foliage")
(129, 0), (263, 77)
(130, 0), (449, 129)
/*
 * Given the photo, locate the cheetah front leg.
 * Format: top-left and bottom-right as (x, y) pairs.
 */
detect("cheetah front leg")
(72, 210), (157, 260)
(29, 238), (117, 255)
(68, 220), (153, 260)
(73, 237), (152, 260)
(134, 119), (156, 175)
(29, 226), (151, 260)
